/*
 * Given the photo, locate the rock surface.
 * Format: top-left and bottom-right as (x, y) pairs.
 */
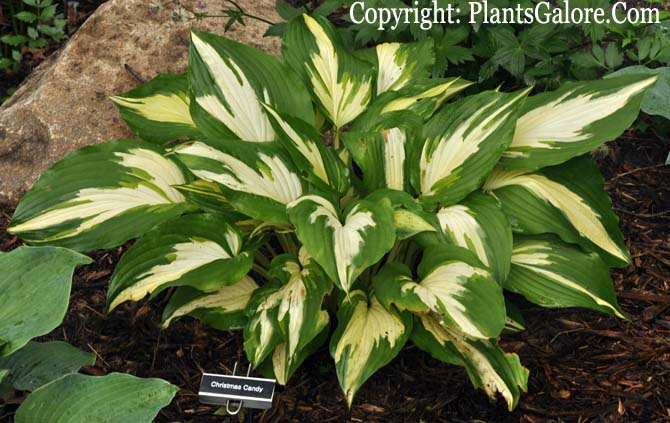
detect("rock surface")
(0, 0), (281, 205)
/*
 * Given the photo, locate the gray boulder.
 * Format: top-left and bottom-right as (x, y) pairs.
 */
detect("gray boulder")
(0, 0), (281, 205)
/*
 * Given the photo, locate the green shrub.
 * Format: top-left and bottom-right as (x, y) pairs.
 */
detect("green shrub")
(8, 14), (656, 409)
(271, 0), (670, 89)
(1, 0), (68, 70)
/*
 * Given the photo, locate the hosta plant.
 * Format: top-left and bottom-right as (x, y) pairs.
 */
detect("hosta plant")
(8, 14), (656, 410)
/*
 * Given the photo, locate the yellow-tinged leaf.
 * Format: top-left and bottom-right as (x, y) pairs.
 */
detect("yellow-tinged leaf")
(376, 43), (404, 94)
(162, 276), (258, 328)
(511, 242), (624, 318)
(111, 93), (194, 127)
(303, 14), (372, 128)
(484, 168), (628, 262)
(334, 291), (405, 406)
(437, 205), (489, 267)
(110, 239), (236, 310)
(9, 149), (185, 239)
(383, 128), (406, 191)
(419, 314), (527, 410)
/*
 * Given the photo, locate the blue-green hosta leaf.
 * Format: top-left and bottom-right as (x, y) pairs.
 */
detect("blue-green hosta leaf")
(9, 140), (190, 252)
(330, 290), (412, 406)
(0, 341), (95, 393)
(174, 139), (303, 222)
(373, 247), (505, 339)
(411, 314), (528, 411)
(484, 156), (630, 267)
(287, 195), (395, 293)
(161, 275), (258, 330)
(262, 104), (350, 194)
(283, 14), (373, 128)
(244, 250), (331, 376)
(416, 89), (529, 209)
(373, 40), (434, 94)
(14, 373), (178, 423)
(506, 237), (624, 318)
(500, 75), (657, 169)
(110, 74), (201, 143)
(188, 30), (313, 141)
(0, 247), (91, 357)
(419, 192), (512, 283)
(108, 214), (252, 311)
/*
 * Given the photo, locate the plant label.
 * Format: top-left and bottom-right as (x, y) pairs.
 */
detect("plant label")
(198, 373), (276, 409)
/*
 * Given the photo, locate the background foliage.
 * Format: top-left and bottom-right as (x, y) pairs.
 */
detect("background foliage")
(268, 0), (670, 161)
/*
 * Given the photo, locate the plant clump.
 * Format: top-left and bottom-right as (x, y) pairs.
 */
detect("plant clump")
(8, 13), (657, 409)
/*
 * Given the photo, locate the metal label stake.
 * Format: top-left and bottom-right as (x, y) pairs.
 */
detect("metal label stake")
(198, 361), (276, 415)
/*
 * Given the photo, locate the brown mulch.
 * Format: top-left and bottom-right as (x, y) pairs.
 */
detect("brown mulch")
(0, 131), (668, 423)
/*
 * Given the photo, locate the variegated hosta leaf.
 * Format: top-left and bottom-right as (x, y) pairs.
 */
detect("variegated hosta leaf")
(345, 80), (472, 194)
(262, 104), (350, 194)
(378, 78), (474, 120)
(174, 180), (246, 222)
(283, 14), (373, 128)
(188, 30), (313, 141)
(343, 123), (420, 194)
(393, 208), (437, 240)
(267, 252), (332, 384)
(330, 290), (412, 406)
(173, 139), (303, 222)
(365, 189), (436, 240)
(351, 78), (473, 133)
(9, 140), (189, 252)
(161, 275), (258, 330)
(500, 75), (657, 169)
(420, 192), (512, 283)
(107, 214), (253, 311)
(110, 74), (200, 143)
(373, 40), (434, 94)
(287, 195), (395, 293)
(504, 300), (526, 333)
(411, 314), (528, 410)
(416, 89), (529, 208)
(373, 246), (506, 339)
(484, 156), (630, 267)
(268, 326), (329, 385)
(244, 251), (331, 376)
(506, 237), (624, 318)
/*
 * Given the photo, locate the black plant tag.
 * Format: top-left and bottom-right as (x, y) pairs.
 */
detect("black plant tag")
(198, 373), (276, 410)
